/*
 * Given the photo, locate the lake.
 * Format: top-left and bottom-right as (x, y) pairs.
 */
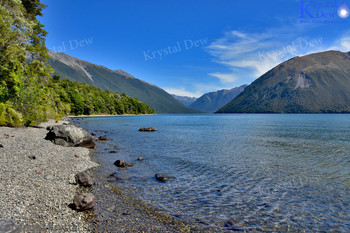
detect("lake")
(75, 114), (350, 232)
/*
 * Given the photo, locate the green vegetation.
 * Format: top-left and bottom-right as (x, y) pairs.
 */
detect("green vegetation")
(0, 0), (154, 127)
(50, 78), (155, 116)
(48, 52), (199, 113)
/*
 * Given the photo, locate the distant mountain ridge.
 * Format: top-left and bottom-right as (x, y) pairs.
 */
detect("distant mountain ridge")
(189, 85), (247, 112)
(48, 51), (197, 113)
(171, 94), (198, 106)
(217, 50), (350, 113)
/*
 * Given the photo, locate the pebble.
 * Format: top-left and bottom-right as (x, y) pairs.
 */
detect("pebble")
(44, 175), (53, 180)
(98, 135), (108, 141)
(0, 219), (20, 233)
(114, 160), (133, 168)
(0, 120), (99, 232)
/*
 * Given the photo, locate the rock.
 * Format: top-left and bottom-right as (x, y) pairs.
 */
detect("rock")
(0, 219), (20, 233)
(108, 172), (123, 181)
(75, 172), (93, 187)
(155, 173), (175, 182)
(44, 175), (53, 180)
(28, 155), (36, 160)
(0, 144), (3, 148)
(45, 125), (96, 148)
(114, 159), (134, 167)
(137, 157), (144, 161)
(109, 151), (117, 153)
(73, 193), (94, 211)
(139, 127), (157, 132)
(91, 133), (96, 136)
(98, 135), (109, 141)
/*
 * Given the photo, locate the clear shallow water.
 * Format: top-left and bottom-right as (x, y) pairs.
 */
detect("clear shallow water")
(76, 114), (350, 232)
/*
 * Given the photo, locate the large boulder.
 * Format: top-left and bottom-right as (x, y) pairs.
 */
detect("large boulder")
(73, 193), (94, 211)
(75, 172), (93, 187)
(45, 125), (96, 148)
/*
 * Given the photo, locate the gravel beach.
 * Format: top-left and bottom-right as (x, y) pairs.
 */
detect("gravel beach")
(0, 119), (198, 233)
(0, 120), (99, 232)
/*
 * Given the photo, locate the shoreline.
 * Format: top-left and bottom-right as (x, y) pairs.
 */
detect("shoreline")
(0, 119), (199, 232)
(70, 118), (201, 232)
(67, 113), (157, 118)
(0, 120), (99, 232)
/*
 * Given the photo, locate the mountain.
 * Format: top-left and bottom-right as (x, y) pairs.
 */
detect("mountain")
(47, 51), (197, 113)
(171, 95), (198, 106)
(189, 85), (247, 112)
(217, 50), (350, 113)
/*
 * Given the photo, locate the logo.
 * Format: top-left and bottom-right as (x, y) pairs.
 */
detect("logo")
(338, 1), (350, 18)
(299, 0), (349, 24)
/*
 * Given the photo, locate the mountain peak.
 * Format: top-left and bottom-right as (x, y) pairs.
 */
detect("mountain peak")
(218, 50), (350, 113)
(48, 51), (198, 113)
(189, 84), (247, 112)
(48, 50), (94, 82)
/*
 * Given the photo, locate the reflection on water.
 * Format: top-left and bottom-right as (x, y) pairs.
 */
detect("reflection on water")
(77, 114), (350, 232)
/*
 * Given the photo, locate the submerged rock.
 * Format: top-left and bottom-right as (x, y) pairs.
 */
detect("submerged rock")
(45, 125), (96, 148)
(98, 135), (109, 141)
(73, 193), (94, 211)
(139, 127), (157, 132)
(114, 159), (134, 168)
(75, 172), (93, 187)
(155, 174), (175, 182)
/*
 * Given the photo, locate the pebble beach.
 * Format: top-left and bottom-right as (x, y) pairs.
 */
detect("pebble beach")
(0, 119), (196, 233)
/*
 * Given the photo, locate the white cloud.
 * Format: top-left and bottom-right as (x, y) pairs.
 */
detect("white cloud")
(164, 82), (233, 98)
(328, 34), (350, 52)
(164, 88), (203, 98)
(209, 72), (237, 83)
(206, 28), (325, 80)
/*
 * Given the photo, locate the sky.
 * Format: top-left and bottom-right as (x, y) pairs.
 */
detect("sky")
(41, 0), (350, 97)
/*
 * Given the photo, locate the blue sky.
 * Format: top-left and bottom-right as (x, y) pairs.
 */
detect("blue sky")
(41, 0), (350, 97)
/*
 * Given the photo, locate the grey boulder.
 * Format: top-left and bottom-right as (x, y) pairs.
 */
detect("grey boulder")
(75, 172), (93, 187)
(73, 193), (94, 211)
(45, 125), (96, 148)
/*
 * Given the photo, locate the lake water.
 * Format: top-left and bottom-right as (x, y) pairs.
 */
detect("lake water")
(75, 114), (350, 232)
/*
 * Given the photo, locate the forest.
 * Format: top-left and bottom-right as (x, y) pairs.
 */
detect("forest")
(0, 0), (154, 127)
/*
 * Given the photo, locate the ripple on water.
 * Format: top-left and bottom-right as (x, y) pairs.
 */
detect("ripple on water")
(78, 114), (350, 232)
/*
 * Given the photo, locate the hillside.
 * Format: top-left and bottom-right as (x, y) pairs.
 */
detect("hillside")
(171, 95), (198, 106)
(189, 85), (247, 112)
(47, 51), (197, 113)
(217, 51), (350, 113)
